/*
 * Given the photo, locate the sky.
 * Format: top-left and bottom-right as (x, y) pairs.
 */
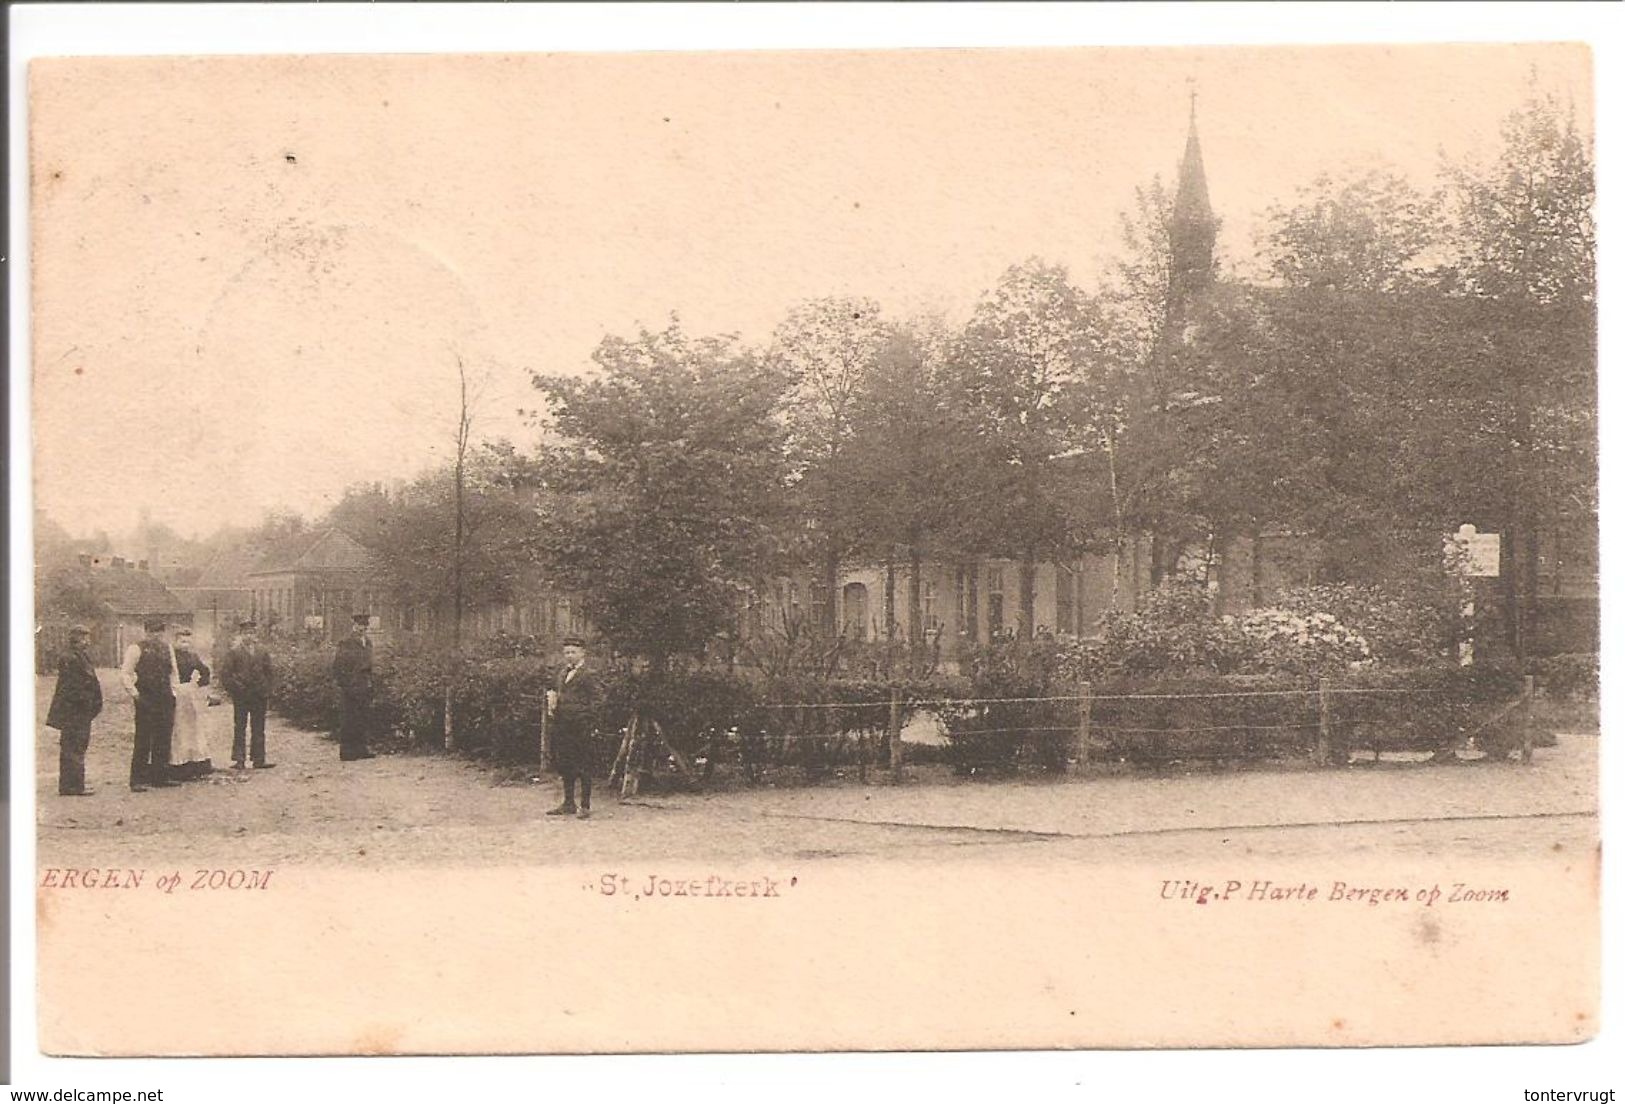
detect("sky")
(28, 43), (1591, 540)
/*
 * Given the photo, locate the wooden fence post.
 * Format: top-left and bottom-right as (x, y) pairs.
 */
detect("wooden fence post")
(539, 697), (549, 777)
(1073, 681), (1092, 774)
(1316, 678), (1332, 768)
(888, 685), (903, 783)
(1521, 674), (1536, 766)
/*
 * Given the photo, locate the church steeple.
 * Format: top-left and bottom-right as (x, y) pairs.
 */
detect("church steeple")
(1168, 86), (1217, 310)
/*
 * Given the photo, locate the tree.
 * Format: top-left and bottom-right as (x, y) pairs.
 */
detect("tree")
(1438, 85), (1596, 661)
(1101, 177), (1211, 586)
(1106, 178), (1176, 365)
(1260, 169), (1439, 294)
(34, 510), (105, 626)
(367, 443), (546, 633)
(768, 296), (889, 640)
(950, 259), (1106, 640)
(323, 482), (396, 546)
(844, 316), (977, 660)
(531, 319), (793, 671)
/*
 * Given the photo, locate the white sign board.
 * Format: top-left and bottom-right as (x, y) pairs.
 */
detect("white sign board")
(304, 615), (325, 630)
(1446, 524), (1501, 578)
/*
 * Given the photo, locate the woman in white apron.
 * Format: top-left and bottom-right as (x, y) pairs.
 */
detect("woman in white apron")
(171, 629), (215, 779)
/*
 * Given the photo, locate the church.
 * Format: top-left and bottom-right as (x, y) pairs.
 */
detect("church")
(745, 99), (1313, 657)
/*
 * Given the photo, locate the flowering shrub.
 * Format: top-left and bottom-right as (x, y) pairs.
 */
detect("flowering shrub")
(1230, 607), (1371, 676)
(1094, 583), (1251, 677)
(1073, 580), (1448, 681)
(1263, 583), (1452, 667)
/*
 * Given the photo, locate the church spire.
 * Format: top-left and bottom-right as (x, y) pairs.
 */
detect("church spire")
(1168, 84), (1216, 308)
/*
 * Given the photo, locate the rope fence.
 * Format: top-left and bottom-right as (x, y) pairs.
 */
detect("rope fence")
(749, 686), (1452, 710)
(603, 672), (1540, 783)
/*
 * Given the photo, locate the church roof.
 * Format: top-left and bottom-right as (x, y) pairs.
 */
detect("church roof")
(1171, 95), (1214, 228)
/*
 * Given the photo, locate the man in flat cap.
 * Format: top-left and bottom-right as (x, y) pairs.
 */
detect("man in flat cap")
(332, 612), (377, 761)
(45, 625), (102, 796)
(546, 635), (599, 818)
(219, 617), (276, 769)
(119, 616), (179, 791)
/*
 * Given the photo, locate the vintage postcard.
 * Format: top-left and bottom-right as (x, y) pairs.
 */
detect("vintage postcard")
(25, 43), (1598, 1057)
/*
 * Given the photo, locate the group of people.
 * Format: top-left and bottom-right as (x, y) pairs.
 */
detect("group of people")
(43, 611), (379, 796)
(45, 614), (596, 821)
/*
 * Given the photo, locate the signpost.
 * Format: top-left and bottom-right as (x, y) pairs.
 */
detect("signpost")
(1445, 524), (1501, 667)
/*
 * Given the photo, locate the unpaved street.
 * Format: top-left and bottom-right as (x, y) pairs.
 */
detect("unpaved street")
(34, 673), (1598, 870)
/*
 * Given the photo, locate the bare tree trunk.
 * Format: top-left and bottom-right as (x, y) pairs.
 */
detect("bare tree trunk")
(907, 542), (923, 657)
(965, 559), (980, 647)
(1018, 544), (1037, 642)
(445, 354), (473, 754)
(823, 542), (840, 642)
(884, 555), (897, 646)
(1104, 429), (1127, 611)
(1523, 526), (1540, 662)
(1249, 524), (1265, 609)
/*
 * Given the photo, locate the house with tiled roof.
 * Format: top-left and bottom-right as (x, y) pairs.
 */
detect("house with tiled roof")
(246, 527), (387, 640)
(38, 555), (197, 666)
(169, 544), (261, 653)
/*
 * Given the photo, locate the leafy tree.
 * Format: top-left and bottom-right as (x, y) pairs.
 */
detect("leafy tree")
(34, 509), (105, 625)
(323, 482), (397, 547)
(1260, 169), (1440, 293)
(531, 319), (792, 670)
(1437, 86), (1596, 660)
(768, 296), (889, 639)
(950, 259), (1107, 639)
(367, 443), (546, 633)
(1101, 177), (1218, 585)
(844, 316), (979, 658)
(1105, 177), (1175, 365)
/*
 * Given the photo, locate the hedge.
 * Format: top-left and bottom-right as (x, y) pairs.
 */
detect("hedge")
(258, 638), (1541, 778)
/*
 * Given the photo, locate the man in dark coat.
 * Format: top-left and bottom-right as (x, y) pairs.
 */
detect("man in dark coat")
(45, 625), (103, 796)
(546, 636), (598, 818)
(119, 616), (179, 791)
(219, 618), (275, 769)
(332, 613), (377, 761)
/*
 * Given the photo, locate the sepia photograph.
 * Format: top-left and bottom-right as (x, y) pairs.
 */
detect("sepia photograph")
(15, 20), (1606, 1070)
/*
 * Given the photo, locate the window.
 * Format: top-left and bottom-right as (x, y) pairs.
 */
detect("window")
(808, 582), (829, 627)
(922, 581), (939, 631)
(986, 565), (1005, 637)
(1056, 566), (1075, 635)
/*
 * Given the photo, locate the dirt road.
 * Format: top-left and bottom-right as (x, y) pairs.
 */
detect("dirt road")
(34, 673), (1598, 869)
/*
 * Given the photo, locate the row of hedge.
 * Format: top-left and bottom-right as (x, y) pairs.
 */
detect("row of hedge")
(258, 634), (1549, 778)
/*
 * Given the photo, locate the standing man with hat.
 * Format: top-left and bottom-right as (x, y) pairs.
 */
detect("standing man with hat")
(119, 616), (180, 791)
(219, 617), (276, 769)
(332, 612), (377, 761)
(546, 635), (598, 818)
(45, 625), (103, 796)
